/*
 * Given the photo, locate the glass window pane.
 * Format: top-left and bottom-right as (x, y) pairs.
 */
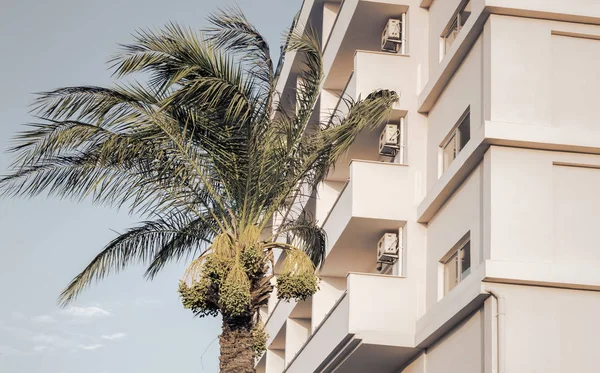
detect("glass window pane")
(443, 133), (457, 171)
(460, 240), (471, 278)
(444, 20), (459, 52)
(460, 1), (472, 27)
(458, 114), (470, 151)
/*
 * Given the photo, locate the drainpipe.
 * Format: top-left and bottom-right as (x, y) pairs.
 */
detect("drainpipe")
(485, 289), (505, 373)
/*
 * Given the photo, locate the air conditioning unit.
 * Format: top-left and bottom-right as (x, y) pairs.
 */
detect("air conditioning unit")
(379, 123), (400, 156)
(377, 232), (399, 263)
(381, 18), (403, 53)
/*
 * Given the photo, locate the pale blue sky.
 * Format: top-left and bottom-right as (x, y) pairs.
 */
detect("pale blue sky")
(0, 1), (300, 372)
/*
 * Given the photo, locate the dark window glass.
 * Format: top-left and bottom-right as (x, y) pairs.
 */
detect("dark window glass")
(458, 113), (470, 150)
(460, 1), (472, 27)
(460, 240), (471, 277)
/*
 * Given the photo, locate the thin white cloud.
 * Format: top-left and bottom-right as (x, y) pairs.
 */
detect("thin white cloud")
(17, 329), (109, 354)
(32, 334), (57, 344)
(101, 332), (127, 341)
(32, 315), (56, 323)
(0, 344), (28, 356)
(32, 345), (49, 353)
(62, 306), (111, 318)
(32, 334), (76, 351)
(78, 344), (103, 351)
(0, 323), (32, 338)
(60, 329), (97, 341)
(11, 311), (25, 320)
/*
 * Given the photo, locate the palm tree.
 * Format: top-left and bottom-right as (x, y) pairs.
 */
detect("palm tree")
(0, 8), (397, 373)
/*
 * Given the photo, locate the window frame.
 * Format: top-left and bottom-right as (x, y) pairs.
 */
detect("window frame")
(439, 0), (472, 59)
(441, 233), (471, 295)
(439, 108), (471, 175)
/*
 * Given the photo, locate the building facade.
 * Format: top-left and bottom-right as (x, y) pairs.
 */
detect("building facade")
(258, 0), (600, 372)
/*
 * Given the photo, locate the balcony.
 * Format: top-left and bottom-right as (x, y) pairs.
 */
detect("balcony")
(320, 50), (414, 183)
(324, 49), (411, 119)
(320, 160), (412, 276)
(350, 50), (411, 108)
(283, 273), (418, 373)
(260, 161), (416, 372)
(322, 0), (410, 90)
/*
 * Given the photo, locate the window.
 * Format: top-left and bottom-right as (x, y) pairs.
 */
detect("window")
(441, 109), (470, 172)
(440, 0), (472, 57)
(443, 234), (471, 295)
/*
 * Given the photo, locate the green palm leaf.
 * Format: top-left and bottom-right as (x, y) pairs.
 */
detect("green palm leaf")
(0, 8), (398, 370)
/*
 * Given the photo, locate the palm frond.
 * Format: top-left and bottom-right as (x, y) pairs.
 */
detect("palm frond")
(320, 89), (399, 162)
(285, 26), (323, 129)
(59, 215), (205, 305)
(274, 214), (326, 268)
(205, 6), (273, 85)
(110, 23), (258, 126)
(145, 215), (218, 279)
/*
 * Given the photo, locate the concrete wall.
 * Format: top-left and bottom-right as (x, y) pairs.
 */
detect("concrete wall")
(315, 180), (345, 226)
(351, 161), (413, 221)
(266, 298), (295, 349)
(311, 276), (346, 331)
(285, 295), (350, 373)
(323, 2), (342, 49)
(400, 354), (425, 373)
(354, 52), (411, 102)
(488, 146), (600, 268)
(265, 349), (285, 373)
(407, 3), (430, 94)
(427, 0), (465, 69)
(322, 180), (352, 256)
(347, 273), (417, 346)
(426, 163), (483, 308)
(351, 48), (429, 184)
(322, 0), (359, 82)
(485, 0), (600, 21)
(402, 283), (600, 373)
(427, 35), (484, 189)
(320, 88), (343, 124)
(485, 283), (600, 373)
(488, 15), (600, 129)
(427, 0), (485, 70)
(405, 220), (428, 318)
(284, 318), (311, 365)
(427, 309), (484, 373)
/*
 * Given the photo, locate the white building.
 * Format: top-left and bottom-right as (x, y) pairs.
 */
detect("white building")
(258, 0), (600, 372)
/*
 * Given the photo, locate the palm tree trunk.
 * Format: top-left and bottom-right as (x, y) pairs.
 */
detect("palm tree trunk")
(219, 317), (255, 373)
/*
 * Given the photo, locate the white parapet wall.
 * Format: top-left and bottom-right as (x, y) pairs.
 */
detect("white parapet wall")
(311, 276), (347, 332)
(284, 318), (311, 365)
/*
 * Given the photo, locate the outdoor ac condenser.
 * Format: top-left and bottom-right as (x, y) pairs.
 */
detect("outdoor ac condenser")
(381, 17), (403, 53)
(379, 123), (400, 156)
(377, 232), (399, 263)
